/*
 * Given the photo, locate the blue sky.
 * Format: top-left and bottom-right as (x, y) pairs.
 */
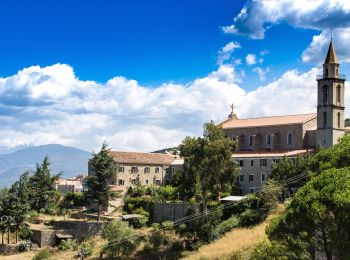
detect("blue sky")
(1, 0), (350, 152)
(0, 0), (324, 89)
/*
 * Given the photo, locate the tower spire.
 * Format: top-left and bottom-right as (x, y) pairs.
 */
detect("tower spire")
(324, 31), (338, 64)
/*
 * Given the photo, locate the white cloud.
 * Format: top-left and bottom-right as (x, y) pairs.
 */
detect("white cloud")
(252, 67), (270, 81)
(217, 41), (241, 65)
(1, 63), (349, 152)
(245, 54), (257, 65)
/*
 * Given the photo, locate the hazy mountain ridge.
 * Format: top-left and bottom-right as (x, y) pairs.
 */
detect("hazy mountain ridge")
(0, 144), (90, 188)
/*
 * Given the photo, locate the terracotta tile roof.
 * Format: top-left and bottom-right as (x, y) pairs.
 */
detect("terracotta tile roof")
(221, 113), (317, 129)
(109, 151), (176, 165)
(231, 149), (315, 158)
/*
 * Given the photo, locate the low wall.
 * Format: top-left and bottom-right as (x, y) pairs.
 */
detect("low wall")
(50, 221), (106, 241)
(31, 229), (57, 247)
(153, 202), (199, 223)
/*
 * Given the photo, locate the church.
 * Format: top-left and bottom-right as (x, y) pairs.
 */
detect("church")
(221, 39), (348, 194)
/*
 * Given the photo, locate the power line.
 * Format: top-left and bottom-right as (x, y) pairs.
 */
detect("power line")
(101, 172), (310, 250)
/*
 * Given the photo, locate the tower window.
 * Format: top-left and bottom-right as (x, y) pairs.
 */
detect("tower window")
(323, 111), (327, 127)
(287, 133), (292, 145)
(323, 85), (328, 104)
(338, 112), (341, 128)
(326, 68), (329, 77)
(337, 85), (341, 103)
(249, 135), (254, 146)
(266, 134), (271, 145)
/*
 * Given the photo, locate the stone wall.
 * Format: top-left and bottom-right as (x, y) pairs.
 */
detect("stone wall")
(50, 221), (106, 241)
(31, 229), (57, 247)
(152, 202), (198, 223)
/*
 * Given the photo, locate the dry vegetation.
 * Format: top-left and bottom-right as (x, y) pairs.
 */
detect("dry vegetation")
(183, 204), (285, 260)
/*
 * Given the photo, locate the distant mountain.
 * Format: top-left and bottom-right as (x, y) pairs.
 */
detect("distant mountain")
(0, 144), (91, 188)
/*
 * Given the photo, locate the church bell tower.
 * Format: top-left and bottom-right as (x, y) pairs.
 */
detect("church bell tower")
(316, 38), (346, 148)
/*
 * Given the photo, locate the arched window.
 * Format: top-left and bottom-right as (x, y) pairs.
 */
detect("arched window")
(323, 85), (328, 104)
(338, 112), (341, 128)
(337, 85), (341, 103)
(266, 134), (271, 145)
(287, 133), (292, 145)
(323, 111), (327, 127)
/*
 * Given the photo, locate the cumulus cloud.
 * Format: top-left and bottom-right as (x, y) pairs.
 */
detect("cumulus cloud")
(245, 54), (257, 65)
(252, 67), (270, 81)
(1, 61), (349, 152)
(217, 41), (241, 65)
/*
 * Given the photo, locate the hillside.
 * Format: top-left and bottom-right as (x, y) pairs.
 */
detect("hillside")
(0, 144), (90, 188)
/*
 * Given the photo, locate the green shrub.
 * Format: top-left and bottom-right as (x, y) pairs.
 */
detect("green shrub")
(27, 211), (40, 224)
(32, 248), (51, 260)
(77, 240), (95, 259)
(58, 238), (79, 251)
(17, 240), (32, 252)
(216, 215), (239, 235)
(19, 223), (33, 240)
(239, 209), (262, 227)
(161, 220), (174, 229)
(132, 208), (149, 228)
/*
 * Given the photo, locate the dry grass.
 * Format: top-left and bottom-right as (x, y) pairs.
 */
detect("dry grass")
(183, 205), (285, 260)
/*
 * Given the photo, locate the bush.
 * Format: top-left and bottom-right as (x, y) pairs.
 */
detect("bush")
(28, 211), (40, 224)
(132, 208), (149, 228)
(77, 240), (95, 259)
(19, 223), (33, 240)
(58, 238), (79, 251)
(239, 209), (262, 227)
(249, 239), (288, 259)
(216, 215), (239, 235)
(17, 240), (32, 252)
(32, 248), (51, 260)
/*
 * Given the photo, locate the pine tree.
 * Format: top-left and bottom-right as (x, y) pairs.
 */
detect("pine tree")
(86, 142), (118, 221)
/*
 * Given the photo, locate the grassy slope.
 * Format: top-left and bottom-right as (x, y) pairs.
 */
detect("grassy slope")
(183, 205), (285, 260)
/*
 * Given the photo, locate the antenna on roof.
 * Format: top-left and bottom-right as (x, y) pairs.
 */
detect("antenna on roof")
(331, 27), (333, 40)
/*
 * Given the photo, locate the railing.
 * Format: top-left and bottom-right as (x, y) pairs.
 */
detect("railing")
(317, 74), (346, 80)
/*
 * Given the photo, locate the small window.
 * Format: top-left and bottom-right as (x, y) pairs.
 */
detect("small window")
(249, 136), (254, 146)
(249, 174), (254, 182)
(172, 167), (175, 174)
(144, 167), (150, 174)
(337, 85), (341, 103)
(131, 166), (138, 173)
(118, 166), (125, 173)
(261, 173), (266, 182)
(118, 179), (125, 186)
(323, 85), (328, 104)
(266, 134), (271, 145)
(239, 175), (244, 182)
(287, 133), (292, 145)
(155, 167), (160, 173)
(239, 160), (244, 167)
(145, 179), (149, 185)
(273, 158), (281, 164)
(338, 112), (341, 128)
(260, 159), (267, 166)
(323, 112), (327, 127)
(250, 160), (254, 167)
(239, 189), (243, 196)
(250, 188), (254, 193)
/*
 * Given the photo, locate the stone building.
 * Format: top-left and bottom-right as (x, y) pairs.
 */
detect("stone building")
(101, 151), (179, 192)
(221, 39), (348, 195)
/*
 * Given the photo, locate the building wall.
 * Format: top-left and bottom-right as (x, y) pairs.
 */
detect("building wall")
(223, 123), (315, 151)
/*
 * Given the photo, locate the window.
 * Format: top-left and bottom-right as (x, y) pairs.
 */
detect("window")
(260, 159), (267, 166)
(325, 69), (329, 77)
(249, 135), (254, 146)
(239, 160), (244, 167)
(250, 160), (254, 167)
(249, 174), (254, 182)
(287, 133), (292, 145)
(239, 175), (244, 182)
(266, 134), (271, 145)
(323, 111), (327, 127)
(145, 179), (149, 185)
(118, 166), (125, 173)
(131, 179), (137, 185)
(239, 189), (243, 196)
(144, 167), (150, 174)
(172, 167), (175, 174)
(338, 112), (341, 128)
(323, 85), (328, 104)
(337, 85), (341, 103)
(261, 173), (266, 182)
(250, 188), (254, 194)
(118, 179), (125, 186)
(273, 158), (281, 164)
(155, 167), (160, 173)
(131, 166), (138, 173)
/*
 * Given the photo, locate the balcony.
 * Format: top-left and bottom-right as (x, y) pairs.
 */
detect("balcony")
(316, 74), (346, 80)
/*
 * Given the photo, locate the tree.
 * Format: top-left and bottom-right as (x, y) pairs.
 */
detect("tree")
(267, 167), (350, 259)
(3, 172), (31, 243)
(101, 219), (139, 258)
(86, 142), (118, 221)
(29, 156), (61, 212)
(0, 188), (9, 244)
(179, 122), (238, 215)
